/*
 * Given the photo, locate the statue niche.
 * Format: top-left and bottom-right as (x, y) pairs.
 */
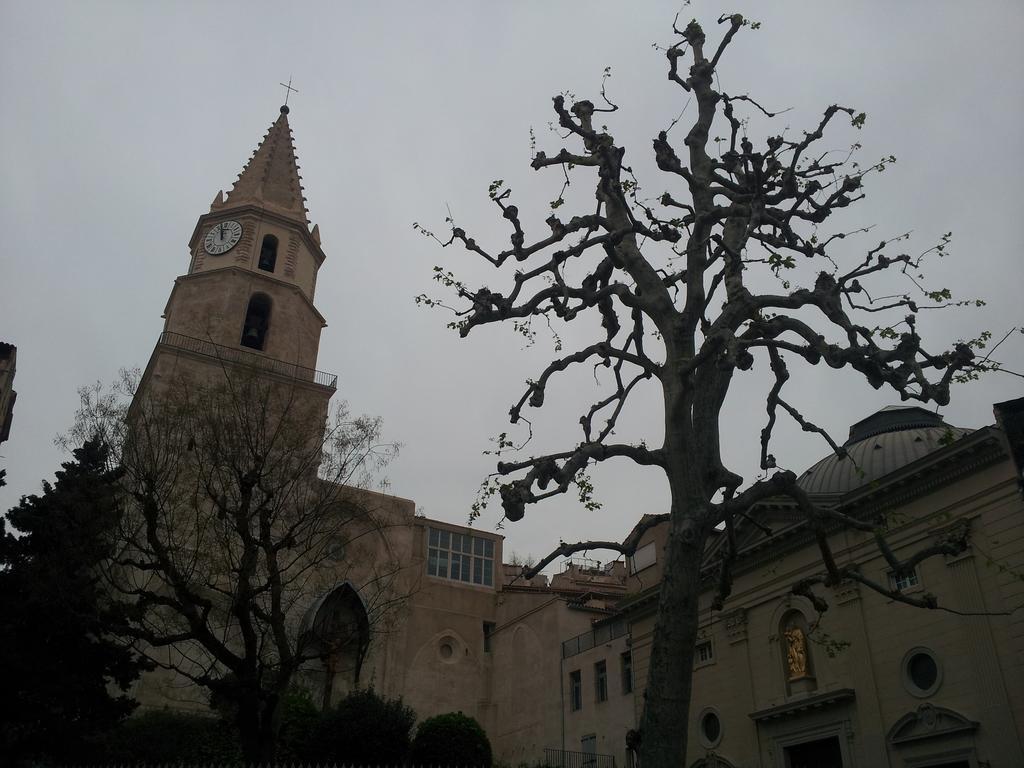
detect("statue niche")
(785, 626), (808, 679)
(780, 610), (816, 696)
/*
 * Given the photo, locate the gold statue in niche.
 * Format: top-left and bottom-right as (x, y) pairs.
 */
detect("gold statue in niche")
(784, 626), (808, 679)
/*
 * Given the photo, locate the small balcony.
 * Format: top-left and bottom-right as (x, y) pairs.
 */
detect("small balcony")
(157, 331), (337, 390)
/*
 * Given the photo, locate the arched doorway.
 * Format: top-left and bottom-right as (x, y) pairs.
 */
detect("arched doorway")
(301, 583), (370, 708)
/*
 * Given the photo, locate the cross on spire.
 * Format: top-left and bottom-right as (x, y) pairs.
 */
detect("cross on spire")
(279, 77), (299, 107)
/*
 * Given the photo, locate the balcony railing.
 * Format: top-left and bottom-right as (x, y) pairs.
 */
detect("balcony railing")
(545, 747), (617, 768)
(157, 332), (337, 390)
(562, 618), (628, 659)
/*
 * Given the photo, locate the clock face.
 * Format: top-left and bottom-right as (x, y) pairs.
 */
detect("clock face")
(204, 220), (243, 255)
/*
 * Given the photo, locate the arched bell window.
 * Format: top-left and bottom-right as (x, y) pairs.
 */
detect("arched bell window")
(258, 235), (278, 272)
(240, 293), (271, 350)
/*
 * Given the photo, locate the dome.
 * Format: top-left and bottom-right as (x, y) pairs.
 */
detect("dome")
(796, 406), (972, 496)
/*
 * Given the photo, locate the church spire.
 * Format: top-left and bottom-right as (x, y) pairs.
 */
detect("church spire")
(216, 105), (309, 225)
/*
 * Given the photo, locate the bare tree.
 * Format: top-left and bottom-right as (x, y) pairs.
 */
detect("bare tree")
(417, 14), (1010, 765)
(63, 366), (402, 761)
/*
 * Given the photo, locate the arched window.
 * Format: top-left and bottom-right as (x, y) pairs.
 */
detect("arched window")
(240, 293), (271, 350)
(300, 583), (371, 709)
(258, 235), (278, 272)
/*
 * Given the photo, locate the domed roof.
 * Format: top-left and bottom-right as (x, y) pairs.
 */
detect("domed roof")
(796, 406), (972, 496)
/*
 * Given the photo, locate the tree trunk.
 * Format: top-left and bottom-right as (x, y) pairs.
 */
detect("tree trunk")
(237, 695), (278, 762)
(637, 505), (706, 767)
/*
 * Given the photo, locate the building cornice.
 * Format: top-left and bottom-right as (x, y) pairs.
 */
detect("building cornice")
(749, 688), (856, 722)
(163, 266), (328, 328)
(708, 428), (1007, 582)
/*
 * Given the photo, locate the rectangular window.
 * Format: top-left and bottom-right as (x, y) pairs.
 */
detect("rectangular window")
(426, 527), (495, 587)
(629, 541), (657, 574)
(594, 660), (608, 702)
(696, 643), (712, 667)
(570, 670), (582, 711)
(621, 651), (633, 694)
(889, 568), (920, 591)
(581, 734), (596, 755)
(695, 639), (714, 666)
(483, 622), (495, 653)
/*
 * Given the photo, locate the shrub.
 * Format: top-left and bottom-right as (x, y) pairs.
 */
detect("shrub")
(410, 711), (492, 768)
(303, 688), (416, 764)
(99, 709), (241, 762)
(276, 688), (321, 761)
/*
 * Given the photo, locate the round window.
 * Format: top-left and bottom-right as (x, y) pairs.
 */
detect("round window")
(902, 647), (941, 697)
(438, 635), (459, 663)
(909, 653), (937, 689)
(698, 708), (722, 748)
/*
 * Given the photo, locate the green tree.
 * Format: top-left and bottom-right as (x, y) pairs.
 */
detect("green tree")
(410, 712), (492, 768)
(62, 368), (404, 762)
(0, 439), (149, 765)
(304, 688), (416, 764)
(418, 13), (1006, 765)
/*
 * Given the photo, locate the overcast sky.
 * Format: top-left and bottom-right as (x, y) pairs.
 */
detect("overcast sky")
(1, 1), (1022, 567)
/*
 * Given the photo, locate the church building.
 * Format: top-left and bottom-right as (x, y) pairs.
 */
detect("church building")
(129, 105), (1024, 768)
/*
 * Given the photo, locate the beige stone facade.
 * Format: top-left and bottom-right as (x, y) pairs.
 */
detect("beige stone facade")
(132, 106), (1024, 768)
(552, 407), (1024, 768)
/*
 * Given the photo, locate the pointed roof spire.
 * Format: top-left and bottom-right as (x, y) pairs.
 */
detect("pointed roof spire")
(219, 105), (309, 225)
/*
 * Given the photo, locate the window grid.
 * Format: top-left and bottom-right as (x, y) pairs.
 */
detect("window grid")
(695, 640), (714, 666)
(889, 568), (920, 592)
(427, 527), (495, 587)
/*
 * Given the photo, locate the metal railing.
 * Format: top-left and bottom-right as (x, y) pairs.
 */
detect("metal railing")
(545, 747), (617, 768)
(158, 332), (337, 390)
(562, 619), (628, 659)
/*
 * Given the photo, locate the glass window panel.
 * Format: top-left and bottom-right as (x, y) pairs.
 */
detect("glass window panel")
(629, 541), (657, 573)
(450, 553), (460, 580)
(429, 528), (439, 547)
(462, 536), (472, 553)
(595, 661), (608, 702)
(439, 530), (450, 549)
(450, 533), (461, 553)
(474, 537), (485, 555)
(428, 548), (439, 576)
(461, 560), (471, 581)
(570, 670), (582, 711)
(483, 559), (493, 586)
(484, 539), (494, 558)
(437, 550), (448, 578)
(474, 557), (484, 584)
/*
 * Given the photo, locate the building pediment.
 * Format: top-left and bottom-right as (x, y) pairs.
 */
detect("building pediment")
(749, 688), (855, 722)
(887, 703), (978, 745)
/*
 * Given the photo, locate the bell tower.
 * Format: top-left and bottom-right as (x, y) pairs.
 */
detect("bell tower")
(137, 105), (336, 410)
